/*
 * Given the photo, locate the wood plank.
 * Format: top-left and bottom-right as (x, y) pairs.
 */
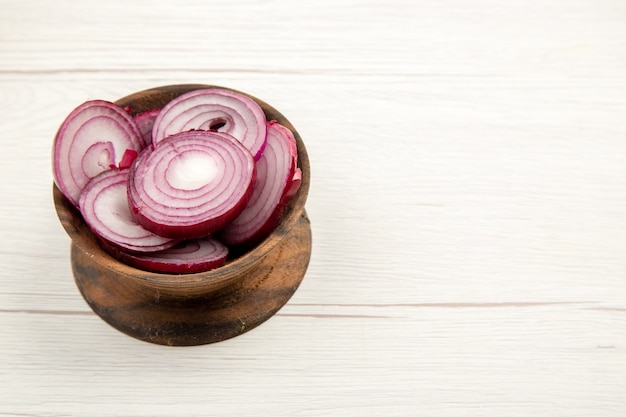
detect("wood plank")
(1, 0), (626, 414)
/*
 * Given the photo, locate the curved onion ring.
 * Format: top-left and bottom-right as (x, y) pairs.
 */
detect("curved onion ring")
(101, 237), (228, 274)
(53, 100), (145, 206)
(128, 130), (256, 239)
(79, 169), (178, 253)
(219, 121), (300, 247)
(151, 88), (268, 160)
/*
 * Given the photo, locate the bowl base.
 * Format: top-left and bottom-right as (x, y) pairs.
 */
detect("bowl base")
(71, 211), (312, 346)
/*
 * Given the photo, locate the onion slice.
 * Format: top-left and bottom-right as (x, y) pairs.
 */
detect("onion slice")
(219, 121), (299, 247)
(128, 130), (256, 239)
(284, 167), (302, 201)
(133, 108), (161, 147)
(100, 237), (228, 274)
(151, 88), (268, 160)
(52, 100), (145, 206)
(78, 169), (179, 253)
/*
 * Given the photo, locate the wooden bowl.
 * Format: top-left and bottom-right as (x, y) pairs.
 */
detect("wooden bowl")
(53, 84), (311, 346)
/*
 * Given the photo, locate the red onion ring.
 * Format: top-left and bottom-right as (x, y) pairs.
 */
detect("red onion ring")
(78, 169), (178, 253)
(100, 237), (228, 274)
(128, 130), (256, 238)
(151, 88), (267, 160)
(219, 121), (299, 247)
(52, 100), (145, 206)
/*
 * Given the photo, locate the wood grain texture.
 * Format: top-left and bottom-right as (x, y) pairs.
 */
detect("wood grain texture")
(1, 0), (626, 415)
(70, 211), (312, 346)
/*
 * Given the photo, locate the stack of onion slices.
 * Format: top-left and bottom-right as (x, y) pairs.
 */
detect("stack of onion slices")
(52, 88), (301, 274)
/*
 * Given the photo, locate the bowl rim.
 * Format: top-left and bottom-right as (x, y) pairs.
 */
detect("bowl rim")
(53, 84), (310, 293)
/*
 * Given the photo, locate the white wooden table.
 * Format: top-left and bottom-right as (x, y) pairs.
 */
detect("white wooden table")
(1, 0), (625, 415)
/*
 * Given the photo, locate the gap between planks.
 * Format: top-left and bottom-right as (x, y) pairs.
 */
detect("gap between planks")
(0, 301), (602, 319)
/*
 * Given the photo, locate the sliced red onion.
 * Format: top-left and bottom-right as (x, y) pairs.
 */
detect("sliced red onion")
(78, 169), (179, 253)
(128, 130), (256, 239)
(52, 100), (145, 206)
(101, 237), (228, 274)
(283, 167), (302, 201)
(279, 120), (302, 202)
(133, 108), (161, 146)
(118, 149), (139, 170)
(151, 88), (268, 160)
(219, 121), (299, 247)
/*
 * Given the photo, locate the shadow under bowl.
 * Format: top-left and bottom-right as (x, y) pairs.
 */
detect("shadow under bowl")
(53, 84), (311, 346)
